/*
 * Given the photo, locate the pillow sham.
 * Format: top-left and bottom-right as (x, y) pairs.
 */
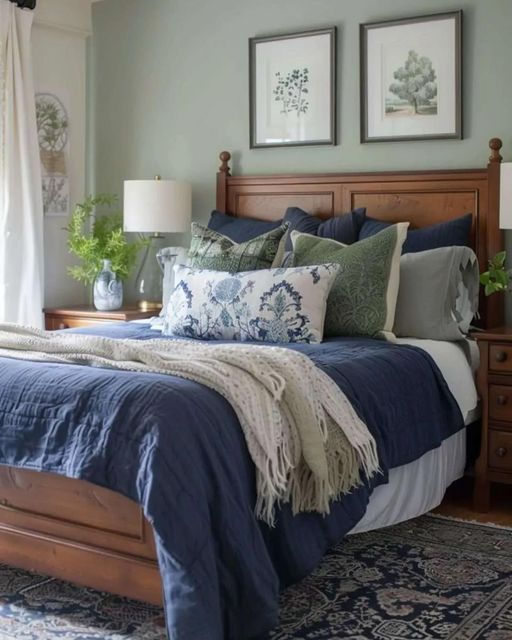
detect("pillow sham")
(283, 206), (366, 251)
(359, 213), (472, 253)
(393, 246), (479, 341)
(207, 210), (284, 242)
(163, 263), (339, 343)
(188, 221), (289, 272)
(291, 223), (409, 340)
(157, 246), (190, 312)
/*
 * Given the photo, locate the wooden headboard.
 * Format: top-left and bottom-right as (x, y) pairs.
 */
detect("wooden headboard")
(216, 138), (505, 329)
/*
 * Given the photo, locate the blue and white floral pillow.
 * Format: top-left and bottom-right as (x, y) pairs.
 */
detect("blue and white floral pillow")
(163, 263), (339, 343)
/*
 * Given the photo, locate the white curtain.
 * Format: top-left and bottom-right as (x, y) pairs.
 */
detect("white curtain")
(0, 0), (43, 327)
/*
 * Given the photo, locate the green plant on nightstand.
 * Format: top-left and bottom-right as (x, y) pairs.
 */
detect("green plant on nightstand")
(65, 194), (147, 310)
(480, 251), (512, 296)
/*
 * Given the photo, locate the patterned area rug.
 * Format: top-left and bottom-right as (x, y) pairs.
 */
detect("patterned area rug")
(269, 514), (512, 640)
(0, 515), (511, 639)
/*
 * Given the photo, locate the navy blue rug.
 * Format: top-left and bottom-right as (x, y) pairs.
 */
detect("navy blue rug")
(0, 515), (511, 639)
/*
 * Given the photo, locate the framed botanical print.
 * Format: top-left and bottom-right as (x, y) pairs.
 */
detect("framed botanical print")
(249, 27), (336, 148)
(360, 11), (462, 142)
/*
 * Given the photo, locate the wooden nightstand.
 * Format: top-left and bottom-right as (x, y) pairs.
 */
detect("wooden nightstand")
(44, 305), (157, 331)
(474, 327), (512, 511)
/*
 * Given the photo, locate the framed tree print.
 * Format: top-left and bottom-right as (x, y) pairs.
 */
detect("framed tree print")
(360, 11), (462, 142)
(250, 27), (336, 148)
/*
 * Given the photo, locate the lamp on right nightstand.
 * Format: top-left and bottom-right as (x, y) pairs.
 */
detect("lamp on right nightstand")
(499, 162), (512, 229)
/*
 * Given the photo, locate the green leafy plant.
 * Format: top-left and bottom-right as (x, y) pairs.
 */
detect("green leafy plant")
(66, 194), (145, 285)
(480, 251), (512, 296)
(273, 68), (310, 116)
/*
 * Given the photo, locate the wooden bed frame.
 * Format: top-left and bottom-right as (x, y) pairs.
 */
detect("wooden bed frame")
(0, 138), (505, 605)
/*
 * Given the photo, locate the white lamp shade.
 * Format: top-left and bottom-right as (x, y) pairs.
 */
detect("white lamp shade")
(500, 163), (512, 230)
(123, 179), (192, 233)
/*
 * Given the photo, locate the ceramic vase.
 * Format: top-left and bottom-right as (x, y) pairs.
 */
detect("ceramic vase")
(93, 259), (123, 311)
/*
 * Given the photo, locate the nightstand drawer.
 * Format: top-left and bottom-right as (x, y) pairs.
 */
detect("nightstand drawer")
(44, 306), (155, 331)
(488, 430), (512, 471)
(45, 316), (112, 330)
(489, 385), (512, 422)
(489, 344), (512, 372)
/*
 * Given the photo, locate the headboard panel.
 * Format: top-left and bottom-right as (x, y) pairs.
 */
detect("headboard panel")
(216, 139), (504, 329)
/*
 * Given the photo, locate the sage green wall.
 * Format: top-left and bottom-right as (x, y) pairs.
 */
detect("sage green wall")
(90, 0), (512, 260)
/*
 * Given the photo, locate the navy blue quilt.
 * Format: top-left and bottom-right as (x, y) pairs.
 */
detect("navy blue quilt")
(0, 323), (464, 640)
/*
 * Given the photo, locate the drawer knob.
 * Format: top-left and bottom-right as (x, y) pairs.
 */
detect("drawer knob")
(496, 447), (508, 458)
(497, 395), (509, 405)
(496, 351), (508, 363)
(58, 322), (69, 330)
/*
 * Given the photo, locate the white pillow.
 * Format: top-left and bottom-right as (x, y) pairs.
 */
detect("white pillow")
(163, 263), (339, 343)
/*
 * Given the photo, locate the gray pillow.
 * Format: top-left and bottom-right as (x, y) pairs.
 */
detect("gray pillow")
(393, 246), (479, 341)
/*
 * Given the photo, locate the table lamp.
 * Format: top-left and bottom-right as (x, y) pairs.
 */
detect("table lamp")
(124, 176), (192, 311)
(500, 163), (512, 229)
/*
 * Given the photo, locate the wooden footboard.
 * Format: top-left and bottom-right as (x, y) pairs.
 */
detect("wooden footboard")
(0, 466), (162, 605)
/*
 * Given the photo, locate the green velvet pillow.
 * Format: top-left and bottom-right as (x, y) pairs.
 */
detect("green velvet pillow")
(291, 223), (409, 339)
(188, 222), (288, 272)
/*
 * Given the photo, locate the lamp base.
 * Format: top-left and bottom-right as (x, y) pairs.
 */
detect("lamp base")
(137, 300), (162, 312)
(134, 234), (166, 311)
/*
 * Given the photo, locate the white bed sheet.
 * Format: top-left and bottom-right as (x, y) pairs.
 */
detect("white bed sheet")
(350, 429), (465, 534)
(350, 338), (478, 534)
(396, 338), (478, 424)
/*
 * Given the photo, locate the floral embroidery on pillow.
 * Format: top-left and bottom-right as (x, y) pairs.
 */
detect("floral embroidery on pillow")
(164, 264), (339, 344)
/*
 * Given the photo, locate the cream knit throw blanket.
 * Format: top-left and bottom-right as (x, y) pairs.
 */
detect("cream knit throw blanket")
(0, 324), (379, 524)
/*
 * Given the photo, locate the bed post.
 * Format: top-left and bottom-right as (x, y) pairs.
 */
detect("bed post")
(216, 151), (231, 213)
(486, 137), (504, 329)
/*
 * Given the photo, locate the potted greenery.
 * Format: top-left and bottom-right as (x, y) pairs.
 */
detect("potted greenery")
(66, 194), (145, 310)
(480, 251), (511, 296)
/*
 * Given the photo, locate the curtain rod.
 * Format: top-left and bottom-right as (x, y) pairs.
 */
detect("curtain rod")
(9, 0), (36, 8)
